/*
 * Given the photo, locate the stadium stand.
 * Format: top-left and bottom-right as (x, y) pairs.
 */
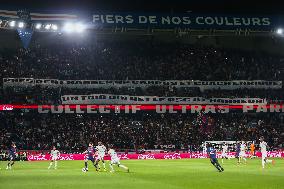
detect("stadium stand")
(0, 36), (283, 154)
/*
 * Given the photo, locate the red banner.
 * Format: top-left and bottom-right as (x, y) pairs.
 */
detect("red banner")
(27, 151), (284, 161)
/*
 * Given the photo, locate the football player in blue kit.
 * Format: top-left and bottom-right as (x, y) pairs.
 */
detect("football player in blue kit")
(6, 143), (17, 170)
(207, 143), (224, 172)
(82, 142), (98, 172)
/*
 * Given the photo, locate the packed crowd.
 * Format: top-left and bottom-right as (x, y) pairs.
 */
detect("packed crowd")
(0, 112), (283, 153)
(0, 40), (283, 104)
(0, 40), (283, 81)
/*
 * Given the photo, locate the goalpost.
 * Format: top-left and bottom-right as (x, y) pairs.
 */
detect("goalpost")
(202, 141), (254, 157)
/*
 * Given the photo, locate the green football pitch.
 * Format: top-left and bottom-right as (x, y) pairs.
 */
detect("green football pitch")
(0, 159), (283, 189)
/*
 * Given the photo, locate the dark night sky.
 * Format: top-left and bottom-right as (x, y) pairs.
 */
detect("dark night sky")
(1, 0), (284, 14)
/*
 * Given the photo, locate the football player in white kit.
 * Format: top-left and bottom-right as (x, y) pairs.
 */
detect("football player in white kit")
(95, 142), (107, 171)
(202, 142), (207, 156)
(259, 137), (275, 168)
(108, 145), (129, 173)
(238, 141), (247, 164)
(221, 142), (230, 163)
(48, 146), (60, 169)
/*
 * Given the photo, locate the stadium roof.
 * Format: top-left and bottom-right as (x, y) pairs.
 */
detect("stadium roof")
(2, 0), (284, 14)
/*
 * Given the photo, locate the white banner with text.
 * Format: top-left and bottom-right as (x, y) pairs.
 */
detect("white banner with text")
(3, 78), (282, 90)
(60, 94), (267, 105)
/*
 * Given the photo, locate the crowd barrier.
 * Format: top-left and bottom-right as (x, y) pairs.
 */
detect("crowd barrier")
(27, 151), (284, 161)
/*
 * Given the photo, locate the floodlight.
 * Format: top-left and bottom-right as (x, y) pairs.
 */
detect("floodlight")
(9, 20), (16, 27)
(276, 28), (283, 35)
(18, 22), (24, 28)
(45, 24), (51, 30)
(35, 23), (42, 29)
(51, 24), (58, 30)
